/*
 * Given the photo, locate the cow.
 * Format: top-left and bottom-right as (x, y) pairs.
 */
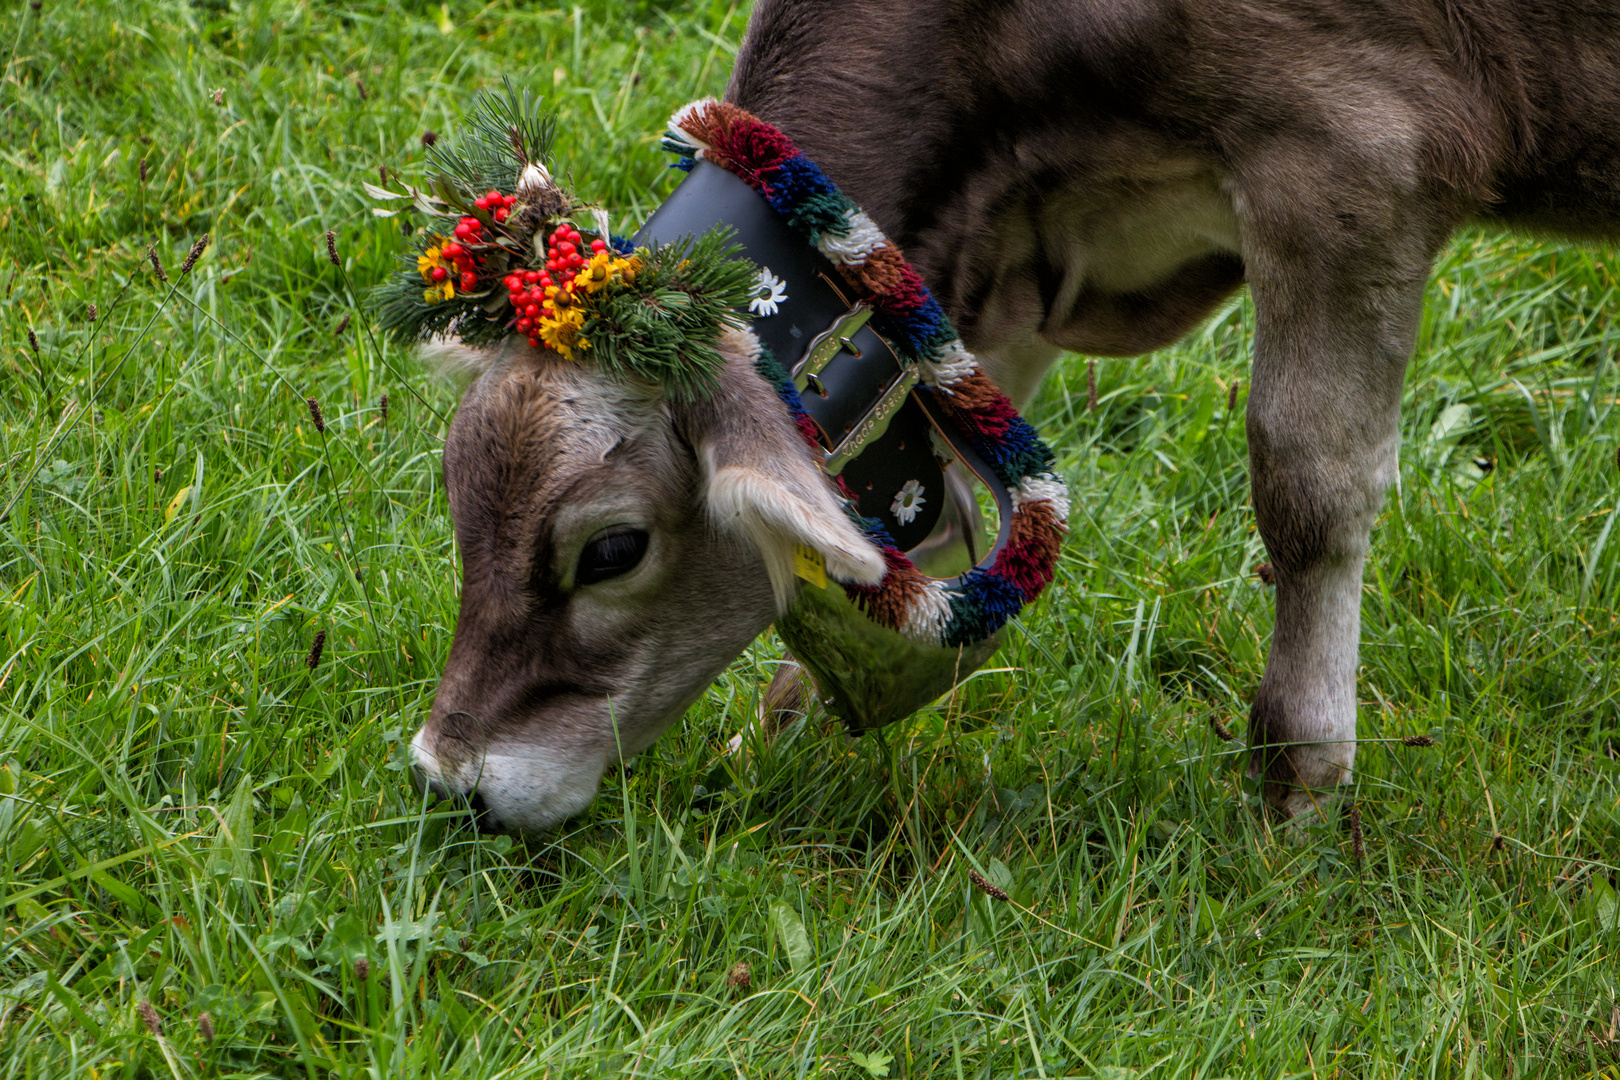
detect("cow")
(411, 0), (1620, 833)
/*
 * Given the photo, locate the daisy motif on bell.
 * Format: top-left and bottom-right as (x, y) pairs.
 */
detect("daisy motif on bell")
(750, 267), (788, 317)
(891, 479), (926, 525)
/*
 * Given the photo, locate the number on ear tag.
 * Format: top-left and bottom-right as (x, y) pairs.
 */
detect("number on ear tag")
(792, 544), (827, 588)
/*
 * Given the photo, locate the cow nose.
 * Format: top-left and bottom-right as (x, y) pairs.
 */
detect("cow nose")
(409, 731), (501, 833)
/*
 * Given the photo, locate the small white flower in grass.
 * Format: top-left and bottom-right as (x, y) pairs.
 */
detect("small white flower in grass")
(750, 267), (788, 317)
(891, 479), (926, 525)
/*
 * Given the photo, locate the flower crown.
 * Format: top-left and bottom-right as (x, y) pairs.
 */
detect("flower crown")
(368, 80), (758, 401)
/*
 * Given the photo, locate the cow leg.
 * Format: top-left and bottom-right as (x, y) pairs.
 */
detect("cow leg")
(1242, 195), (1441, 822)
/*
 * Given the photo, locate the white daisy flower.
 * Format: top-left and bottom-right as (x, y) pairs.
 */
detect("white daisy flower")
(749, 267), (788, 317)
(891, 479), (926, 525)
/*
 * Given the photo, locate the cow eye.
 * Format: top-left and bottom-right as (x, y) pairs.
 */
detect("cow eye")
(576, 528), (649, 586)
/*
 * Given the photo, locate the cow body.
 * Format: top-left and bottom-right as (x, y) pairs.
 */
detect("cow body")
(413, 0), (1620, 830)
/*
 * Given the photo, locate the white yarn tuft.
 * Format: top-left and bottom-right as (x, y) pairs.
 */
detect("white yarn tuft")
(918, 339), (979, 390)
(1011, 474), (1072, 526)
(668, 99), (718, 153)
(901, 582), (955, 645)
(816, 210), (888, 266)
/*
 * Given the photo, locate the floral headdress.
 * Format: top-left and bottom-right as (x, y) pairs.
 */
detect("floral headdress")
(368, 80), (758, 401)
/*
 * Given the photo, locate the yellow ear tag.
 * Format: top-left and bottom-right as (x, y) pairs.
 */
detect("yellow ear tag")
(792, 543), (827, 588)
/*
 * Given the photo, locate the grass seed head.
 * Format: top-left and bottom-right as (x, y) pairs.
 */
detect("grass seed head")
(1228, 379), (1241, 410)
(421, 130), (437, 147)
(1086, 358), (1098, 412)
(1402, 734), (1435, 747)
(1210, 716), (1234, 742)
(355, 76), (368, 101)
(334, 313), (350, 335)
(86, 303), (97, 323)
(969, 870), (1009, 901)
(377, 164), (387, 185)
(138, 1000), (161, 1035)
(181, 234), (209, 275)
(354, 956), (370, 981)
(154, 466), (162, 484)
(307, 396), (325, 432)
(378, 392), (389, 421)
(325, 230), (340, 267)
(196, 1012), (214, 1042)
(29, 0), (40, 9)
(27, 328), (39, 356)
(1254, 562), (1276, 586)
(211, 88), (224, 106)
(305, 629), (326, 669)
(148, 245), (168, 283)
(139, 157), (148, 183)
(725, 961), (749, 989)
(1492, 834), (1506, 852)
(1349, 803), (1364, 863)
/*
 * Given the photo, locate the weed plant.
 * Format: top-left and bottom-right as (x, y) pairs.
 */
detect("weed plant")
(1, 0), (1617, 1077)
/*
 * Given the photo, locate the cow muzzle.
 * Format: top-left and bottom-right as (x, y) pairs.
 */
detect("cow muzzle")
(409, 726), (608, 835)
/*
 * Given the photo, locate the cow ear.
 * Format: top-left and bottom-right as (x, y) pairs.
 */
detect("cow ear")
(418, 337), (506, 384)
(675, 327), (885, 609)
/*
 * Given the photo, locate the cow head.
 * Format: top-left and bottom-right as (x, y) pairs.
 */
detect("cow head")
(410, 328), (884, 833)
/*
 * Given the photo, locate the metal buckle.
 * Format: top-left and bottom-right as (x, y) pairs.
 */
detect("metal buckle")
(824, 364), (920, 474)
(791, 302), (871, 393)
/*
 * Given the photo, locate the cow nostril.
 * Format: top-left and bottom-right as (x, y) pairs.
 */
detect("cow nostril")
(464, 789), (500, 834)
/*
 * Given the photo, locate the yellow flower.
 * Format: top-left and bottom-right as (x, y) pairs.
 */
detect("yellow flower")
(573, 251), (615, 295)
(538, 305), (587, 360)
(418, 238), (456, 303)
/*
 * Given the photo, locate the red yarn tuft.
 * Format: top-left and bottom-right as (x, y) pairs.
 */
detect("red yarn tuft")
(994, 501), (1064, 601)
(793, 412), (824, 448)
(873, 265), (930, 319)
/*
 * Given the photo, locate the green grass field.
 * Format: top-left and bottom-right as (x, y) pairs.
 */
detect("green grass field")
(2, 1), (1619, 1076)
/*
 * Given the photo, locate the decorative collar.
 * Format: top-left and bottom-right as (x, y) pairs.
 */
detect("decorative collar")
(660, 99), (1070, 652)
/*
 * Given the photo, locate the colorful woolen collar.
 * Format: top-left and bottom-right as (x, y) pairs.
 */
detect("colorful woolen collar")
(662, 99), (1070, 649)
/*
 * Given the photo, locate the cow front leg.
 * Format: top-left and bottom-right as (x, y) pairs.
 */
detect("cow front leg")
(1242, 226), (1434, 823)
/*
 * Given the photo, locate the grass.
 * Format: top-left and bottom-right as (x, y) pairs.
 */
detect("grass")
(1, 0), (1618, 1076)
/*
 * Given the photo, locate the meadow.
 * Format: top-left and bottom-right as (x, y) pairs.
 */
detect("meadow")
(1, 0), (1618, 1076)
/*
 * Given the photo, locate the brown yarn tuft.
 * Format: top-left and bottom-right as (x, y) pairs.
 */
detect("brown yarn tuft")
(196, 1012), (214, 1042)
(138, 1000), (161, 1035)
(1402, 734), (1435, 747)
(307, 396), (326, 432)
(325, 230), (340, 267)
(180, 234), (209, 275)
(1350, 803), (1364, 863)
(846, 558), (929, 631)
(839, 243), (906, 296)
(305, 629), (326, 670)
(969, 870), (1009, 901)
(148, 245), (168, 283)
(1210, 716), (1234, 742)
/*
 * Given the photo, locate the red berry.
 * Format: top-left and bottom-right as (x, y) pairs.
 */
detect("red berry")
(515, 318), (532, 333)
(567, 230), (581, 244)
(538, 275), (552, 289)
(443, 241), (463, 257)
(523, 270), (540, 285)
(487, 190), (501, 203)
(504, 194), (516, 207)
(453, 224), (471, 239)
(557, 242), (575, 256)
(504, 275), (522, 292)
(590, 238), (607, 253)
(430, 266), (447, 282)
(567, 253), (583, 268)
(460, 271), (478, 291)
(545, 260), (559, 272)
(494, 208), (509, 223)
(474, 197), (489, 210)
(528, 334), (541, 348)
(524, 304), (540, 318)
